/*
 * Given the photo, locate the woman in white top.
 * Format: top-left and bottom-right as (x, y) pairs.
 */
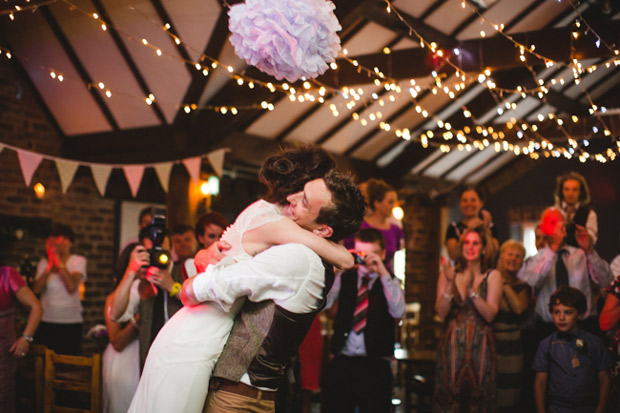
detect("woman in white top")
(126, 146), (364, 413)
(33, 224), (86, 355)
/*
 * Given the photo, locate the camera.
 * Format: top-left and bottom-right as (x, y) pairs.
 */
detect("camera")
(147, 208), (171, 269)
(352, 251), (366, 265)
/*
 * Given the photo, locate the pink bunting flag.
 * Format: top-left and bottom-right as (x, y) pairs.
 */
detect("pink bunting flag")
(17, 150), (43, 186)
(182, 157), (201, 182)
(123, 165), (145, 198)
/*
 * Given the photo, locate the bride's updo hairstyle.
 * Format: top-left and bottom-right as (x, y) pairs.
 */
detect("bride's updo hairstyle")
(259, 144), (336, 205)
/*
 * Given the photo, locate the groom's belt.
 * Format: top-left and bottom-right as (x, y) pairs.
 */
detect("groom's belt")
(210, 378), (277, 401)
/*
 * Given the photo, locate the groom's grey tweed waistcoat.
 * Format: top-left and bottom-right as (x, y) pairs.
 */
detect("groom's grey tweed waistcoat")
(212, 260), (334, 389)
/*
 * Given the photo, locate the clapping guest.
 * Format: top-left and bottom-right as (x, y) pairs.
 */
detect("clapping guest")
(494, 240), (531, 412)
(599, 271), (620, 411)
(434, 228), (502, 412)
(102, 247), (143, 413)
(445, 186), (499, 263)
(0, 266), (42, 413)
(554, 171), (598, 247)
(33, 224), (87, 355)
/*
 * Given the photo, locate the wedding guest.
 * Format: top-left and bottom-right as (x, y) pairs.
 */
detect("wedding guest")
(534, 287), (611, 413)
(494, 240), (531, 412)
(102, 247), (143, 413)
(434, 228), (502, 411)
(195, 211), (229, 250)
(33, 224), (87, 355)
(599, 271), (620, 410)
(344, 179), (403, 272)
(554, 171), (598, 247)
(445, 186), (499, 263)
(0, 266), (42, 413)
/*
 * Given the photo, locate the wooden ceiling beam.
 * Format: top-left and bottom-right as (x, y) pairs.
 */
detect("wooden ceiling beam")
(317, 20), (620, 87)
(91, 0), (167, 124)
(41, 7), (119, 131)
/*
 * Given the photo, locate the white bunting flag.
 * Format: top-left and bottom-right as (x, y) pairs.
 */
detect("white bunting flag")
(123, 165), (145, 198)
(55, 159), (79, 193)
(91, 164), (112, 196)
(154, 162), (173, 193)
(17, 150), (43, 186)
(182, 157), (201, 182)
(206, 148), (228, 177)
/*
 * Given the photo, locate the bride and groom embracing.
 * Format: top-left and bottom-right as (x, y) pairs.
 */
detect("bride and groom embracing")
(126, 145), (366, 413)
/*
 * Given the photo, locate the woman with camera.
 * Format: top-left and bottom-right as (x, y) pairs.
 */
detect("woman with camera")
(434, 228), (502, 412)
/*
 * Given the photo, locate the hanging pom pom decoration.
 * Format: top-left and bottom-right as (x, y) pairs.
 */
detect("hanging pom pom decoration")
(228, 0), (341, 83)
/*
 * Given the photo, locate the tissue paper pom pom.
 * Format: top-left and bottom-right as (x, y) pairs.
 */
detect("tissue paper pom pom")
(228, 0), (341, 83)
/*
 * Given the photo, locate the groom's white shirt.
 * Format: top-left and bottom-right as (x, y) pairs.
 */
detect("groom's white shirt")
(191, 243), (326, 314)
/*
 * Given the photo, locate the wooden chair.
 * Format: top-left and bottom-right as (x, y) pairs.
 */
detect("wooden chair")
(43, 349), (101, 413)
(16, 344), (47, 413)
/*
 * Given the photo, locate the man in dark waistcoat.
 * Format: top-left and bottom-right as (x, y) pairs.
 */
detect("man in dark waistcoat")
(182, 171), (365, 413)
(553, 171), (598, 247)
(325, 228), (405, 413)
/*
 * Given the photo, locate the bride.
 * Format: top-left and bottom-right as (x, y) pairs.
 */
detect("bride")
(127, 145), (359, 413)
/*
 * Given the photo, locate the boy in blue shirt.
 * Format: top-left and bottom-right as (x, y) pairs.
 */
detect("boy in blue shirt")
(533, 286), (612, 413)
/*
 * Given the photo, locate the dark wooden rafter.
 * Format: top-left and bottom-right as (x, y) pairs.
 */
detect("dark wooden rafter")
(40, 6), (119, 130)
(315, 88), (392, 145)
(320, 20), (620, 87)
(419, 0), (446, 21)
(148, 0), (197, 74)
(367, 2), (455, 47)
(173, 9), (229, 125)
(90, 0), (167, 124)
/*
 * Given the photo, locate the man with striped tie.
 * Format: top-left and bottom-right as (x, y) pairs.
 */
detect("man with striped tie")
(325, 228), (406, 413)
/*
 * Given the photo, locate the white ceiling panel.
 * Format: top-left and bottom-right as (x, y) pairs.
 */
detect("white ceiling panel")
(423, 148), (472, 179)
(342, 22), (399, 57)
(246, 98), (318, 139)
(6, 11), (111, 135)
(163, 0), (220, 63)
(51, 1), (160, 130)
(392, 0), (437, 18)
(425, 0), (472, 36)
(103, 0), (191, 124)
(508, 1), (569, 33)
(323, 92), (412, 154)
(444, 146), (501, 181)
(466, 151), (514, 183)
(458, 0), (538, 40)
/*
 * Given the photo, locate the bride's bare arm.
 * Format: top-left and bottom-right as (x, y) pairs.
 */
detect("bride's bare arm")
(244, 218), (354, 269)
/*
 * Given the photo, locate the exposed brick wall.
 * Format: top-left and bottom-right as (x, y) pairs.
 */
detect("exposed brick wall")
(0, 58), (115, 354)
(401, 192), (442, 347)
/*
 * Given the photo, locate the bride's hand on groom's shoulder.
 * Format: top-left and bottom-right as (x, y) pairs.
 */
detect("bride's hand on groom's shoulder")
(194, 241), (231, 273)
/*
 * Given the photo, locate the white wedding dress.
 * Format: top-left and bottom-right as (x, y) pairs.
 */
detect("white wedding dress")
(128, 200), (283, 413)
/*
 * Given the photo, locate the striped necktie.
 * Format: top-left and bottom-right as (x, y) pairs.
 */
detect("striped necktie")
(352, 276), (371, 334)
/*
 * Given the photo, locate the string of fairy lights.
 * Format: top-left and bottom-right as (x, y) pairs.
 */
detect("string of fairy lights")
(0, 0), (619, 162)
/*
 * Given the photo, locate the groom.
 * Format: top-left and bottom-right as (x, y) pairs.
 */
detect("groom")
(182, 170), (365, 412)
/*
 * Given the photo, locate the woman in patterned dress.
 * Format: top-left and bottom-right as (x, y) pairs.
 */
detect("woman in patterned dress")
(434, 228), (502, 412)
(493, 240), (531, 411)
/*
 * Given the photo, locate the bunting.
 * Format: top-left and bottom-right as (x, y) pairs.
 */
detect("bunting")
(0, 141), (229, 197)
(154, 162), (173, 193)
(91, 164), (113, 196)
(17, 150), (43, 187)
(55, 159), (79, 193)
(123, 165), (145, 198)
(207, 148), (228, 177)
(182, 157), (201, 182)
